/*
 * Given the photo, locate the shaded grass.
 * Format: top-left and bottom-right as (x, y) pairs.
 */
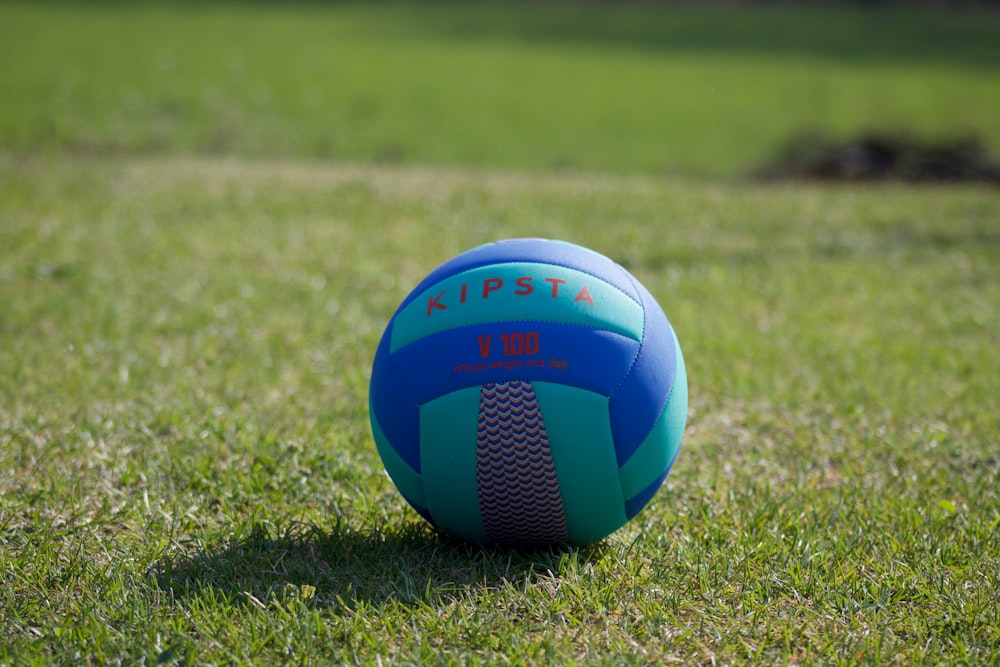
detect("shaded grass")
(1, 154), (998, 664)
(1, 2), (999, 176)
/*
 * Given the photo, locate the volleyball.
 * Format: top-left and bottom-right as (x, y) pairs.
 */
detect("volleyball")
(369, 238), (687, 546)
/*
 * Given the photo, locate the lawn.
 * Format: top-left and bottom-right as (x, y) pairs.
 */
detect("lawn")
(1, 1), (999, 665)
(2, 154), (998, 664)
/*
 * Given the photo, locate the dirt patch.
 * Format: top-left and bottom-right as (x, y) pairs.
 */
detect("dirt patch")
(756, 132), (1000, 185)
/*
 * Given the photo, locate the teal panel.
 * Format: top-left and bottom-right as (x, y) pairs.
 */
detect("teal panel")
(419, 386), (489, 543)
(531, 382), (627, 545)
(390, 262), (644, 352)
(370, 397), (426, 509)
(619, 336), (688, 500)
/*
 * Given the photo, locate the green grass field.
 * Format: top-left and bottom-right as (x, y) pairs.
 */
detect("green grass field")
(2, 1), (999, 176)
(2, 2), (1000, 665)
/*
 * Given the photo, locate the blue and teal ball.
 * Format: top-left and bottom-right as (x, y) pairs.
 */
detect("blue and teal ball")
(369, 238), (687, 546)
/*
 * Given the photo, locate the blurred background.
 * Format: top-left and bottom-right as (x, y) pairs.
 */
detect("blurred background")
(2, 0), (998, 180)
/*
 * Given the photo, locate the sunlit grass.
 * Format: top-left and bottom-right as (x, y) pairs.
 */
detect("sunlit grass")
(1, 154), (998, 664)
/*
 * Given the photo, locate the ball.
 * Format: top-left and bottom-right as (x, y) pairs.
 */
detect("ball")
(369, 238), (687, 546)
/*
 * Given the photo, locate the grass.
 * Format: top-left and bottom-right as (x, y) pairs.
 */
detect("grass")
(2, 1), (1000, 664)
(1, 2), (999, 176)
(1, 154), (998, 664)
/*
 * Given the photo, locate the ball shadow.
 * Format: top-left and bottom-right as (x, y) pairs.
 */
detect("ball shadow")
(152, 519), (609, 608)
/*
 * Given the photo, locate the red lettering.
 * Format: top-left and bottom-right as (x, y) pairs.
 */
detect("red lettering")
(483, 278), (503, 298)
(574, 285), (595, 306)
(515, 276), (533, 296)
(545, 277), (565, 297)
(460, 283), (468, 303)
(427, 291), (447, 316)
(500, 331), (540, 356)
(477, 335), (492, 358)
(526, 331), (540, 354)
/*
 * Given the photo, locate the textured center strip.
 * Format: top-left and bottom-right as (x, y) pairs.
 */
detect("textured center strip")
(475, 381), (569, 544)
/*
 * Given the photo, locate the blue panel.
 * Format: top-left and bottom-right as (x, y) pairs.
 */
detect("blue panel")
(391, 320), (639, 405)
(624, 440), (681, 519)
(396, 239), (640, 312)
(609, 272), (678, 466)
(401, 494), (435, 525)
(624, 469), (668, 520)
(369, 322), (422, 473)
